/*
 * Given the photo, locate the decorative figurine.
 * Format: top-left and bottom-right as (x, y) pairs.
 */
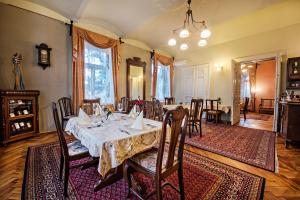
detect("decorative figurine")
(12, 53), (25, 90)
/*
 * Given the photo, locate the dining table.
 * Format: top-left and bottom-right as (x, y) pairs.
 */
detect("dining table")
(65, 112), (163, 191)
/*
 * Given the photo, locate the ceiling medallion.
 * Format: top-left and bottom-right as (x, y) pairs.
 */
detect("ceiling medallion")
(168, 0), (211, 50)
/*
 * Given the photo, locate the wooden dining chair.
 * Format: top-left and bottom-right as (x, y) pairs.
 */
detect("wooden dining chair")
(81, 98), (100, 115)
(120, 97), (130, 113)
(187, 99), (203, 138)
(144, 100), (154, 119)
(241, 97), (250, 120)
(123, 106), (189, 200)
(58, 97), (75, 128)
(153, 100), (164, 121)
(205, 99), (222, 123)
(52, 102), (90, 197)
(164, 97), (175, 105)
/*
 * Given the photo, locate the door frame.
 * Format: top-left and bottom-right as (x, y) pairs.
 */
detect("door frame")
(231, 52), (283, 131)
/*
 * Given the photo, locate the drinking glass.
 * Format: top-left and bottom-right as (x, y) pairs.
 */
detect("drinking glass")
(117, 103), (123, 112)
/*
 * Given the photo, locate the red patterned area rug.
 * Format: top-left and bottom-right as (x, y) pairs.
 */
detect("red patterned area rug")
(186, 123), (276, 172)
(22, 142), (265, 200)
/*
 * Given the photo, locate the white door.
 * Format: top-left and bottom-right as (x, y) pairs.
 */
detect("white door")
(174, 64), (209, 103)
(194, 65), (209, 99)
(273, 55), (282, 132)
(231, 60), (241, 125)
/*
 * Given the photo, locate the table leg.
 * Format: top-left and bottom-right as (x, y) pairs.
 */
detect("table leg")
(81, 157), (99, 170)
(94, 165), (123, 191)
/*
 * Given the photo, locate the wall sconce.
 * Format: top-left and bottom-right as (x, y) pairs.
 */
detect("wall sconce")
(215, 64), (223, 71)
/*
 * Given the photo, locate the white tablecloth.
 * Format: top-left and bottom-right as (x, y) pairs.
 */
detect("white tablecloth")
(65, 113), (162, 176)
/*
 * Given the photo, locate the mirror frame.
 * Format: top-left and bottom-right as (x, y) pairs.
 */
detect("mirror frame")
(126, 57), (146, 100)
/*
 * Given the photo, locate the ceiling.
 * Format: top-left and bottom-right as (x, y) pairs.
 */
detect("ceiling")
(27, 0), (286, 55)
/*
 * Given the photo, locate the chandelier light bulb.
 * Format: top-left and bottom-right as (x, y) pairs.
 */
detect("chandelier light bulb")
(168, 38), (177, 46)
(198, 39), (207, 47)
(179, 29), (190, 38)
(180, 43), (188, 51)
(200, 28), (211, 38)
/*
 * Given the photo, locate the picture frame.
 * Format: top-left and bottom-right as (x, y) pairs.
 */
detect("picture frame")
(36, 43), (52, 69)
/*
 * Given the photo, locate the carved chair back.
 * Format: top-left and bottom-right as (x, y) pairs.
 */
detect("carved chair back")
(120, 97), (130, 113)
(164, 97), (175, 105)
(144, 101), (154, 119)
(81, 98), (100, 115)
(52, 102), (69, 161)
(157, 106), (188, 172)
(205, 99), (220, 111)
(190, 99), (203, 121)
(153, 100), (164, 121)
(58, 97), (74, 118)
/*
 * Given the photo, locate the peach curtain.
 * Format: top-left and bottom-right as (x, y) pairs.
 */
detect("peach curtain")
(72, 27), (119, 113)
(152, 53), (174, 97)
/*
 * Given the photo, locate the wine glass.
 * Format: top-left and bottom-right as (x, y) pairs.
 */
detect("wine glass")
(117, 103), (123, 112)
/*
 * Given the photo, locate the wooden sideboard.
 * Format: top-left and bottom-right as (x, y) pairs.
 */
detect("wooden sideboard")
(0, 90), (40, 145)
(281, 102), (300, 148)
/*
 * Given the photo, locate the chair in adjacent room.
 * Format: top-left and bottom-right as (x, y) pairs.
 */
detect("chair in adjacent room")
(240, 97), (250, 120)
(58, 97), (75, 128)
(164, 97), (175, 105)
(123, 106), (189, 200)
(81, 98), (101, 115)
(187, 98), (203, 138)
(52, 102), (90, 197)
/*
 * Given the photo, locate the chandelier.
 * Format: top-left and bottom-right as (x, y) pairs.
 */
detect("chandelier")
(168, 0), (211, 50)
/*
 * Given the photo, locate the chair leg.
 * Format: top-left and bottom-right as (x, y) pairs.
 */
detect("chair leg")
(192, 122), (195, 133)
(155, 180), (163, 200)
(63, 162), (69, 197)
(59, 154), (64, 180)
(178, 163), (185, 200)
(195, 123), (198, 133)
(188, 124), (191, 138)
(123, 163), (132, 198)
(243, 110), (246, 120)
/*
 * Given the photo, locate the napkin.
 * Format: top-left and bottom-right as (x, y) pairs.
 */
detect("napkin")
(130, 111), (144, 130)
(128, 105), (137, 118)
(78, 108), (93, 126)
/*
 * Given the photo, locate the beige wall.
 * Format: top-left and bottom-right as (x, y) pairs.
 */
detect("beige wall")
(177, 23), (300, 105)
(0, 4), (70, 132)
(0, 4), (152, 132)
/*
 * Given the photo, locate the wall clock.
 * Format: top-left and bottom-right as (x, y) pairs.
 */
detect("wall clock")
(36, 43), (52, 69)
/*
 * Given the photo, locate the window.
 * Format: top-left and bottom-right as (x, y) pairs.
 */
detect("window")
(155, 62), (171, 100)
(84, 41), (114, 104)
(240, 71), (251, 99)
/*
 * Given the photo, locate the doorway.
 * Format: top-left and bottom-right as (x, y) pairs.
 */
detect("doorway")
(231, 53), (282, 132)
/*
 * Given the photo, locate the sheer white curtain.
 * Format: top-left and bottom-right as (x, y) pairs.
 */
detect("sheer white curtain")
(240, 71), (251, 100)
(155, 62), (171, 100)
(84, 41), (114, 104)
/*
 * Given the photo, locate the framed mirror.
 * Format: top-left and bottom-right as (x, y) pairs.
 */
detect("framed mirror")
(126, 57), (146, 100)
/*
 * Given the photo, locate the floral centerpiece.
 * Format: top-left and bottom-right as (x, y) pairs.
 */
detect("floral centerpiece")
(104, 105), (114, 119)
(134, 99), (144, 106)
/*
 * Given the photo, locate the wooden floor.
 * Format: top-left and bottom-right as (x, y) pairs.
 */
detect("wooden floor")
(0, 131), (300, 199)
(239, 114), (274, 131)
